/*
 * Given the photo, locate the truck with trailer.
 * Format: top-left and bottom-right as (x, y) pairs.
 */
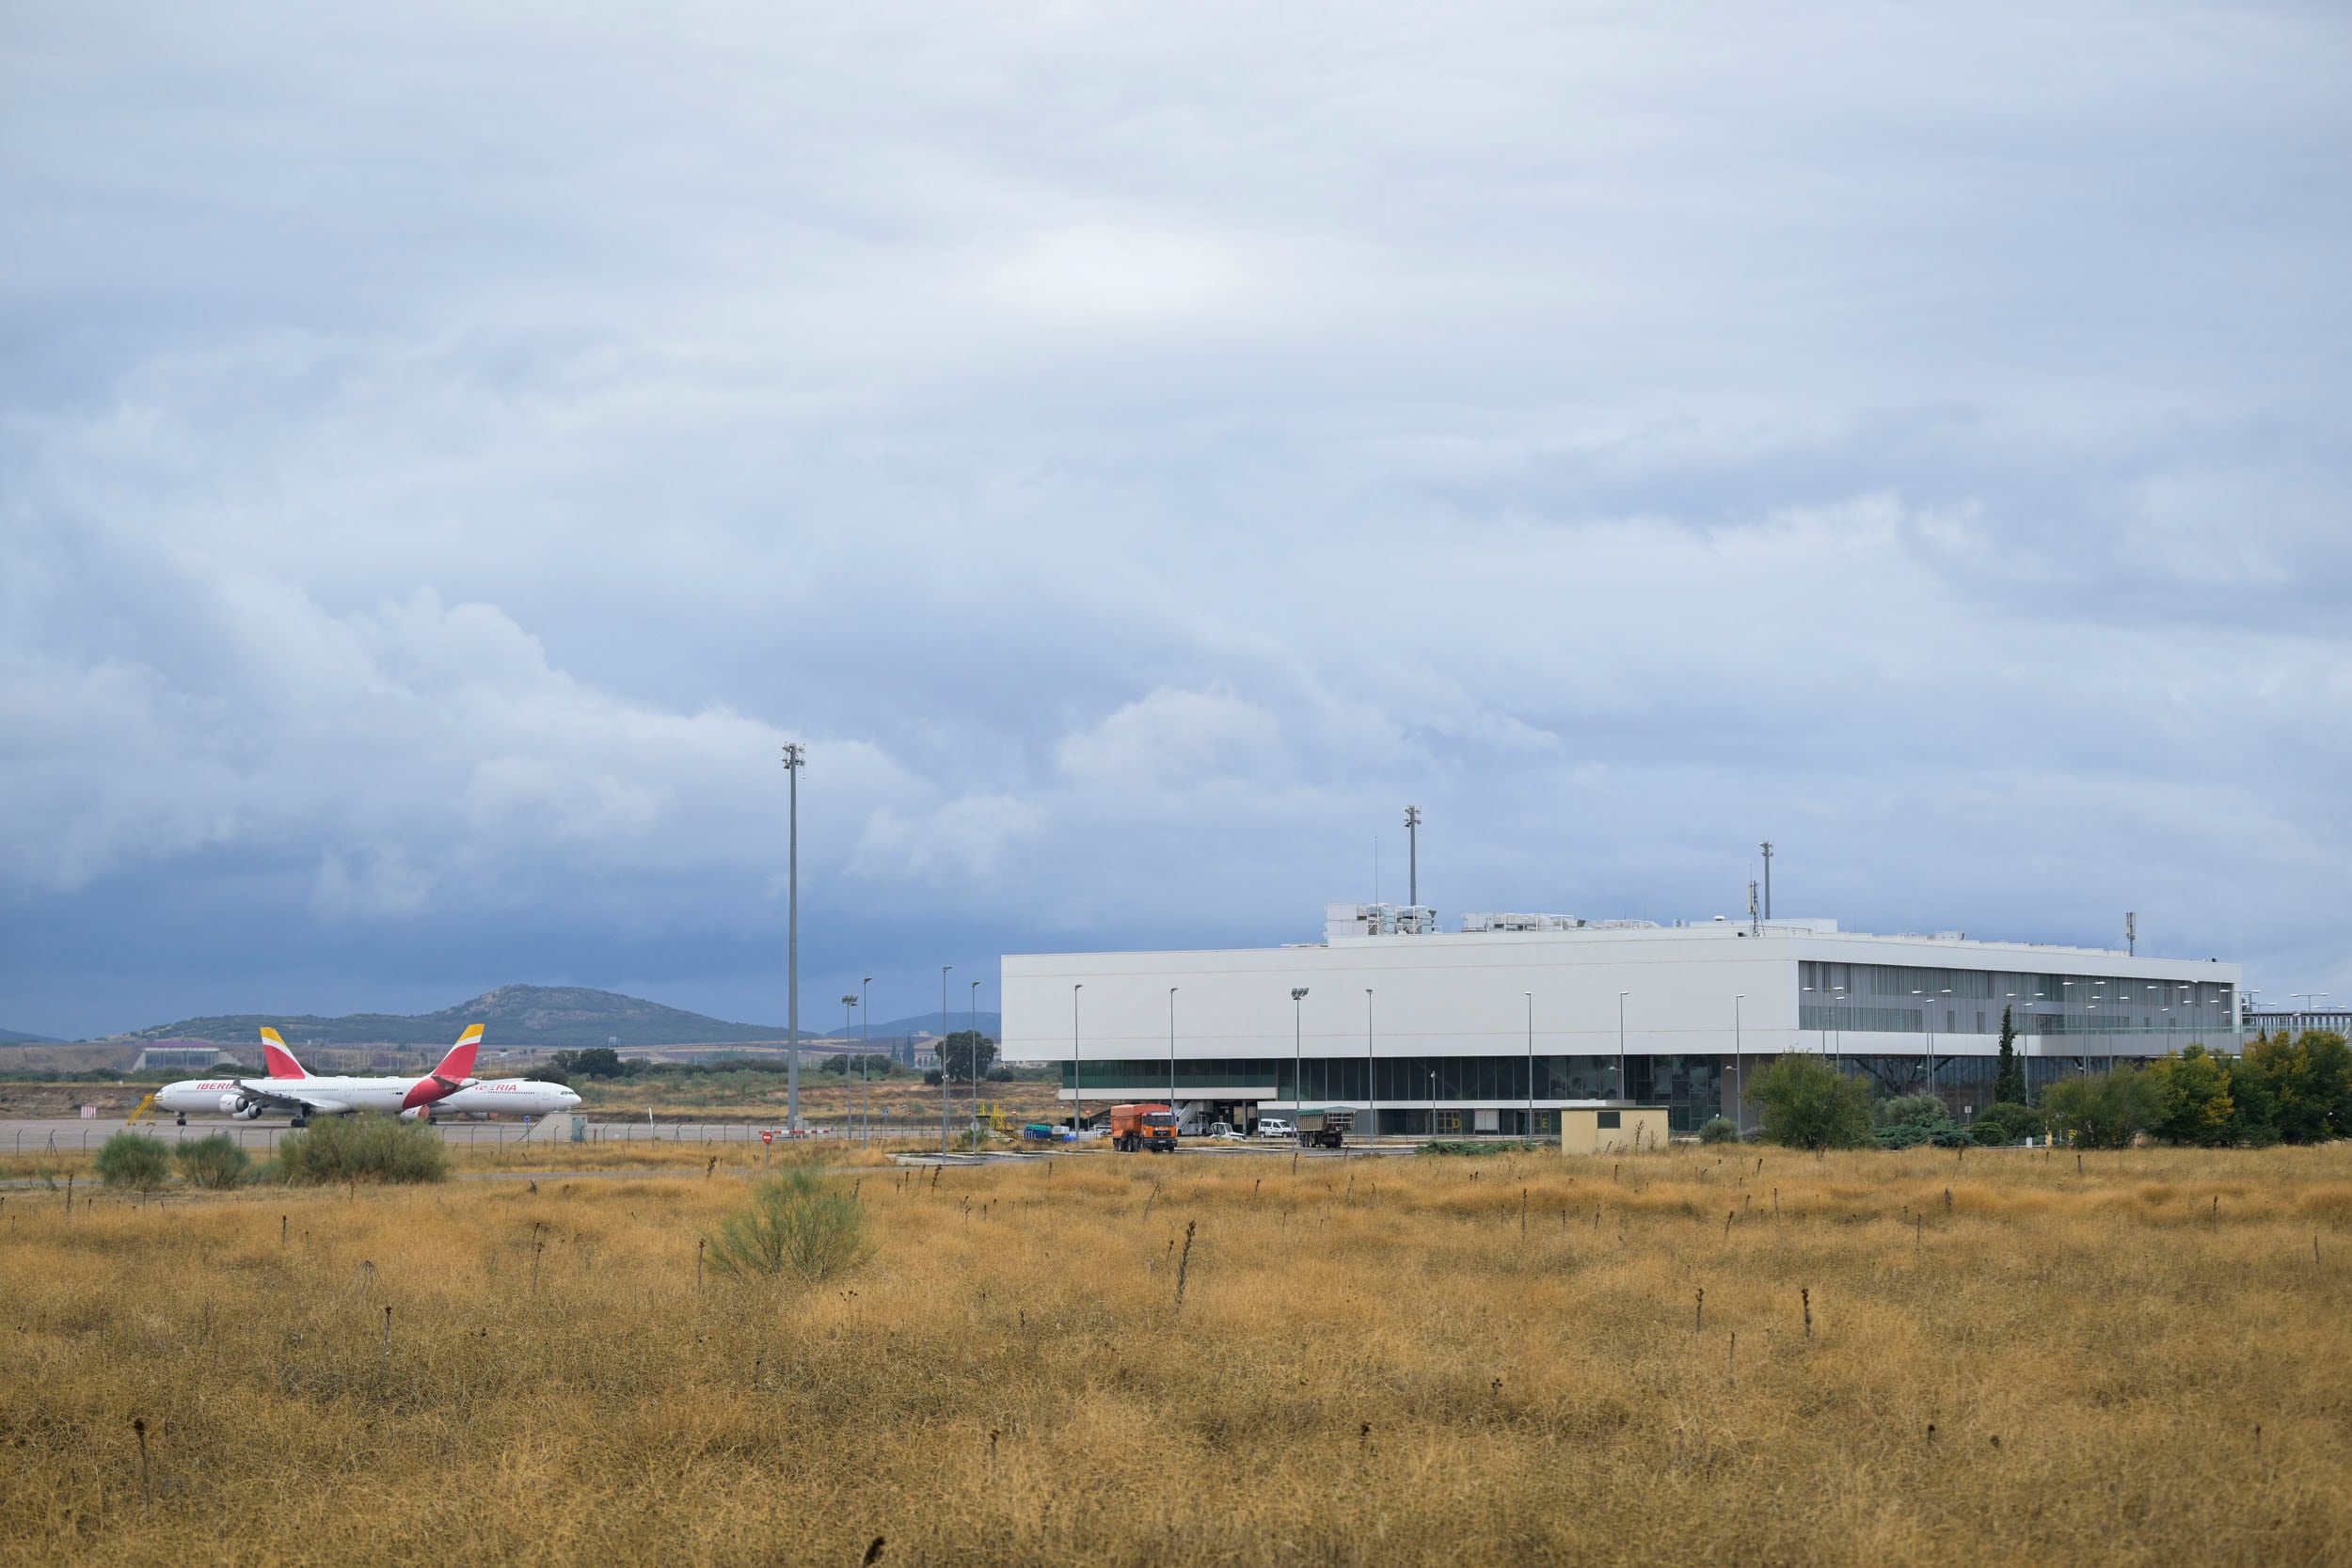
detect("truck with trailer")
(1107, 1102), (1181, 1152)
(1293, 1108), (1355, 1148)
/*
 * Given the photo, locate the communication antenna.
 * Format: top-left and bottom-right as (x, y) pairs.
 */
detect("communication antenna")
(1404, 806), (1422, 907)
(2124, 911), (2136, 957)
(1760, 841), (1772, 921)
(1747, 879), (1760, 936)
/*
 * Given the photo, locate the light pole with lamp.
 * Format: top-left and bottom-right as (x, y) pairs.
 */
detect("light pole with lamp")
(1070, 984), (1083, 1140)
(1168, 988), (1179, 1127)
(1733, 994), (1745, 1135)
(1291, 988), (1310, 1121)
(1524, 991), (1535, 1139)
(1365, 989), (1376, 1144)
(860, 975), (871, 1146)
(1616, 991), (1630, 1101)
(840, 993), (857, 1135)
(2292, 993), (2329, 1036)
(1938, 987), (1953, 1098)
(970, 978), (981, 1143)
(1914, 990), (1929, 1095)
(939, 965), (952, 1154)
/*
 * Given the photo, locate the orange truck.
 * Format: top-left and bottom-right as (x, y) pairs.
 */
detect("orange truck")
(1107, 1102), (1181, 1152)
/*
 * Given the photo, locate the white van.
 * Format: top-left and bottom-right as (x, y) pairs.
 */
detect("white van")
(1256, 1117), (1295, 1140)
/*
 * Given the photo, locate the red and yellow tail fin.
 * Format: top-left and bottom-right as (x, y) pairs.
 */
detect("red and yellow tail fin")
(259, 1026), (309, 1080)
(431, 1024), (485, 1084)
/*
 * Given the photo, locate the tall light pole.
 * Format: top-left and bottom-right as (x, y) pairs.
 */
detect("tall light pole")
(931, 963), (941, 1161)
(1733, 994), (1744, 1136)
(1168, 988), (1179, 1120)
(841, 994), (858, 1133)
(2293, 993), (2329, 1035)
(1365, 989), (1376, 1144)
(1759, 841), (1772, 922)
(1404, 805), (1422, 907)
(1616, 991), (1630, 1101)
(970, 978), (981, 1141)
(1939, 988), (1953, 1094)
(1291, 988), (1310, 1116)
(1914, 989), (1931, 1094)
(1524, 991), (1535, 1139)
(860, 975), (871, 1148)
(1071, 983), (1083, 1138)
(782, 743), (804, 1131)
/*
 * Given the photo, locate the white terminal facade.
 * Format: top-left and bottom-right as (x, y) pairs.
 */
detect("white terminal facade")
(1001, 904), (2243, 1135)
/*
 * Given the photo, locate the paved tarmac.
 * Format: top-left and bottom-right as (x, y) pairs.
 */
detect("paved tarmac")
(0, 1117), (868, 1155)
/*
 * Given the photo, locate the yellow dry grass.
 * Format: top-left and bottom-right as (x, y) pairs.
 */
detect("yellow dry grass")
(3, 1143), (2348, 1566)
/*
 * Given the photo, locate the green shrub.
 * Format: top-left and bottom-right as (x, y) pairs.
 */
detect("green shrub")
(277, 1115), (450, 1184)
(1748, 1055), (1873, 1150)
(707, 1165), (870, 1284)
(2044, 1069), (2159, 1149)
(172, 1132), (251, 1189)
(1969, 1101), (2047, 1147)
(94, 1131), (172, 1191)
(1696, 1117), (1739, 1145)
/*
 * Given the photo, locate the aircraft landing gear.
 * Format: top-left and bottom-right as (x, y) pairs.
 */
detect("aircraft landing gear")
(290, 1117), (309, 1130)
(175, 1114), (186, 1126)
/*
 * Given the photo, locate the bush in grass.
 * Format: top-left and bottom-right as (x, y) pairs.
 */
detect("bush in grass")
(1697, 1116), (1739, 1145)
(1873, 1093), (1960, 1149)
(2043, 1069), (2160, 1149)
(94, 1131), (172, 1191)
(1969, 1101), (2047, 1147)
(277, 1115), (450, 1184)
(707, 1164), (869, 1284)
(1748, 1055), (1873, 1150)
(172, 1132), (250, 1189)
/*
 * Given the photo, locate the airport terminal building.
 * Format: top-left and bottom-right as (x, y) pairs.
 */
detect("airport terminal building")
(1000, 905), (2243, 1135)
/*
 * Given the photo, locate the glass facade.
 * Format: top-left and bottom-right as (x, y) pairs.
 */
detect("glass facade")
(1799, 962), (2233, 1037)
(1065, 1054), (1725, 1132)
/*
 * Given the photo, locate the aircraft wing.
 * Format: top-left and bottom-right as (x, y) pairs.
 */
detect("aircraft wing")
(234, 1081), (354, 1116)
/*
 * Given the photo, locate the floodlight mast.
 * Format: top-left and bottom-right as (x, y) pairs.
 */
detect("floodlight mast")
(1292, 988), (1310, 1117)
(782, 743), (804, 1131)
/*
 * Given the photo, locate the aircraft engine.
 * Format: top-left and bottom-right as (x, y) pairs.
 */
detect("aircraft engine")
(398, 1106), (426, 1121)
(217, 1093), (242, 1115)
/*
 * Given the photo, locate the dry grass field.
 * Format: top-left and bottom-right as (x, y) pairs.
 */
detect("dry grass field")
(4, 1142), (2349, 1567)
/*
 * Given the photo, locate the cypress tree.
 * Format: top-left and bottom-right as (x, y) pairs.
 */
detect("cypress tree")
(1994, 1004), (2027, 1105)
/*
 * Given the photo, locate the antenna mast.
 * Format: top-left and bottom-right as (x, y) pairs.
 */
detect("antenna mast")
(1404, 805), (1422, 908)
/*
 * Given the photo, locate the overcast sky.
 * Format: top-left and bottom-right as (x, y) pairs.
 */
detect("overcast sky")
(4, 1), (2348, 1039)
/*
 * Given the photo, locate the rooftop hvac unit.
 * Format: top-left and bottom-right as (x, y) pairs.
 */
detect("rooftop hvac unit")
(1462, 912), (1588, 932)
(1325, 901), (1441, 940)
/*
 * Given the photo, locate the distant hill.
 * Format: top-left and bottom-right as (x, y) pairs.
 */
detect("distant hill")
(0, 1027), (60, 1044)
(864, 1011), (1000, 1040)
(123, 985), (810, 1051)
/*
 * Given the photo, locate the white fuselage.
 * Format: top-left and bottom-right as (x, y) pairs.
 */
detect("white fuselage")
(430, 1079), (580, 1117)
(153, 1074), (580, 1120)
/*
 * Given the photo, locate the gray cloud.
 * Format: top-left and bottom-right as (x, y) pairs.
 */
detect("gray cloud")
(3, 0), (2348, 1037)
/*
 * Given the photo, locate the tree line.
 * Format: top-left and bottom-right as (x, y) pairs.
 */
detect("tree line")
(1745, 1023), (2352, 1151)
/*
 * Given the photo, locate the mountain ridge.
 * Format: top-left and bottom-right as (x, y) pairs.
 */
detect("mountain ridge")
(123, 985), (805, 1051)
(111, 987), (1005, 1051)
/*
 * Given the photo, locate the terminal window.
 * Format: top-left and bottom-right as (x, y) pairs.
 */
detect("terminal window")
(1597, 1111), (1621, 1129)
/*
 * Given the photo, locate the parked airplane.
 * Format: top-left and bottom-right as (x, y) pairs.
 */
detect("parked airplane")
(153, 1027), (578, 1127)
